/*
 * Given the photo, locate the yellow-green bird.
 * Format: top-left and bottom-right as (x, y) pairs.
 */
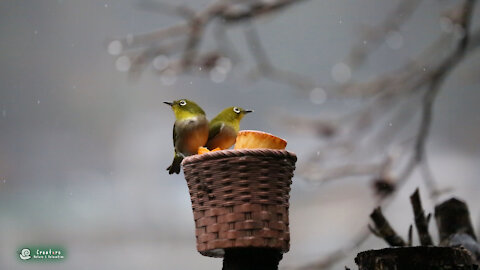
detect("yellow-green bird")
(206, 107), (253, 150)
(164, 99), (209, 174)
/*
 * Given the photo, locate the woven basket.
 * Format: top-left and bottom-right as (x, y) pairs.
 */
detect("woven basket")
(182, 149), (297, 257)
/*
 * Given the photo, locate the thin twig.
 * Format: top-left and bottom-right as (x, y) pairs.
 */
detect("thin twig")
(244, 24), (318, 91)
(407, 224), (413, 246)
(219, 0), (309, 23)
(347, 0), (423, 68)
(410, 188), (434, 245)
(369, 207), (406, 247)
(136, 0), (195, 19)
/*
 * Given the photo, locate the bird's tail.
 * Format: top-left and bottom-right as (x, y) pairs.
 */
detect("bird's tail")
(167, 153), (183, 174)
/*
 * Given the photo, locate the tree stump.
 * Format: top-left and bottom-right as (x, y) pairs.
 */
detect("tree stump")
(355, 246), (477, 270)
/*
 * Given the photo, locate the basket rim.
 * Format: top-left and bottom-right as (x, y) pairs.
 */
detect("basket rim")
(182, 149), (297, 165)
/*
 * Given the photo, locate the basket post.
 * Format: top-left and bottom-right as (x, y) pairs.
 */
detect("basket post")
(222, 247), (283, 270)
(182, 149), (297, 269)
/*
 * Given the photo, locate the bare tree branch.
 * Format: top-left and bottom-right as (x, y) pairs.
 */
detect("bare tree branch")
(396, 0), (476, 187)
(136, 0), (195, 19)
(407, 224), (413, 247)
(369, 207), (407, 247)
(295, 1), (477, 268)
(346, 0), (423, 68)
(297, 229), (371, 270)
(110, 0), (309, 79)
(410, 188), (434, 246)
(304, 163), (385, 184)
(244, 24), (319, 91)
(219, 0), (308, 23)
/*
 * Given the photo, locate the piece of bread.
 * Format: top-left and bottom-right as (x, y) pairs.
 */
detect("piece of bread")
(197, 147), (221, 155)
(234, 130), (287, 150)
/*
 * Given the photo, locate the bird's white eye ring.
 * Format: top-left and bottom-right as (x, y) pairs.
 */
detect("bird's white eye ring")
(179, 100), (187, 106)
(233, 107), (241, 114)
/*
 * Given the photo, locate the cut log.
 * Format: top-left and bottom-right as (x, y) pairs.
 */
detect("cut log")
(355, 246), (476, 270)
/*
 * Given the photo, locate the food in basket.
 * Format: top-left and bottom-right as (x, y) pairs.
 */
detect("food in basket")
(234, 130), (287, 150)
(197, 147), (221, 154)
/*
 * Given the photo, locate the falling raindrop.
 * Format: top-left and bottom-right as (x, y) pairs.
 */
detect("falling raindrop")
(385, 31), (403, 50)
(309, 88), (327, 105)
(363, 40), (367, 45)
(34, 30), (38, 35)
(215, 57), (232, 74)
(153, 55), (169, 71)
(115, 56), (131, 72)
(2, 109), (6, 118)
(331, 62), (351, 83)
(37, 100), (40, 104)
(108, 40), (123, 56)
(104, 3), (108, 7)
(388, 122), (393, 127)
(161, 69), (177, 85)
(210, 68), (226, 83)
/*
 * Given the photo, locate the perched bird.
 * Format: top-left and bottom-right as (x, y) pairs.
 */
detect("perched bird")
(164, 99), (209, 174)
(206, 107), (253, 150)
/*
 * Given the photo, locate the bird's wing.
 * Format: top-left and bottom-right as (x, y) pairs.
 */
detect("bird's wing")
(208, 122), (225, 140)
(173, 122), (178, 148)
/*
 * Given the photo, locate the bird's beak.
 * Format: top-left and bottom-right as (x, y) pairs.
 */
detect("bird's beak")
(244, 109), (254, 114)
(163, 101), (173, 106)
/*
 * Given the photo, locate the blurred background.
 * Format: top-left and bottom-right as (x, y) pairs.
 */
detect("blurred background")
(1, 0), (479, 269)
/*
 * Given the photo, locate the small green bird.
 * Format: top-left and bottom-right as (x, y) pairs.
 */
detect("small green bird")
(164, 99), (209, 174)
(206, 107), (253, 150)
